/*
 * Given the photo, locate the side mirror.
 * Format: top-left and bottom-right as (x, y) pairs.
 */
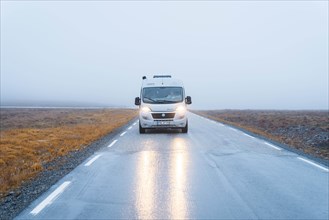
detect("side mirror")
(185, 96), (192, 105)
(135, 97), (141, 105)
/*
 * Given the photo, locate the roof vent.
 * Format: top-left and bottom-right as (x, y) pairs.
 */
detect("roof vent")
(153, 75), (171, 78)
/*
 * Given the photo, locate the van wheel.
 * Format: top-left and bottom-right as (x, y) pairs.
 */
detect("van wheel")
(182, 122), (188, 133)
(139, 123), (146, 134)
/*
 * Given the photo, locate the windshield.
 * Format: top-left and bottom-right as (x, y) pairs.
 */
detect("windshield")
(142, 87), (183, 104)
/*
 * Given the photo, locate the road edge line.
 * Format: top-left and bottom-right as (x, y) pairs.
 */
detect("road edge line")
(297, 157), (329, 172)
(108, 139), (118, 148)
(30, 181), (71, 216)
(84, 154), (102, 166)
(264, 142), (282, 151)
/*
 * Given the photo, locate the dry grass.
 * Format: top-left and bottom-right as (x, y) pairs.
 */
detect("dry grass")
(0, 108), (137, 196)
(194, 110), (329, 161)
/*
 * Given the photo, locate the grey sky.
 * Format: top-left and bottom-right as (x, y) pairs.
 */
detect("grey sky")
(1, 1), (328, 109)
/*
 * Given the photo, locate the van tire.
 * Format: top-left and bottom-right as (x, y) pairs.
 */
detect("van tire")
(139, 123), (146, 134)
(182, 121), (188, 133)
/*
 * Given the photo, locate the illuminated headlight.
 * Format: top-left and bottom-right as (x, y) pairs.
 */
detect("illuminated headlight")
(140, 106), (151, 120)
(176, 105), (186, 115)
(140, 106), (151, 114)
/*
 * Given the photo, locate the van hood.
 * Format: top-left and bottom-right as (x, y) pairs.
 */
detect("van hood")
(143, 103), (183, 112)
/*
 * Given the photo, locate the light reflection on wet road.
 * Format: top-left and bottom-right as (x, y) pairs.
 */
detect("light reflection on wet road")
(135, 150), (157, 219)
(169, 138), (188, 220)
(135, 137), (189, 219)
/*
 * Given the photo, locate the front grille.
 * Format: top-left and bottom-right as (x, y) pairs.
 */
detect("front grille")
(152, 112), (175, 119)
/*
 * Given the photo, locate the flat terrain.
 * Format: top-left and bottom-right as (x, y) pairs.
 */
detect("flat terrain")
(0, 108), (137, 198)
(16, 113), (328, 219)
(194, 110), (329, 161)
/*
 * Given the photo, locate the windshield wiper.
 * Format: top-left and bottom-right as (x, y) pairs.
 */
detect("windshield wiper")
(162, 100), (179, 103)
(144, 98), (180, 104)
(154, 100), (180, 104)
(144, 97), (157, 103)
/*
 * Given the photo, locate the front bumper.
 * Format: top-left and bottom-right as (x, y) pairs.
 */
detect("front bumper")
(139, 112), (187, 128)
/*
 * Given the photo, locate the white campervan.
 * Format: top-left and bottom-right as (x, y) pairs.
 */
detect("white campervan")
(135, 75), (192, 133)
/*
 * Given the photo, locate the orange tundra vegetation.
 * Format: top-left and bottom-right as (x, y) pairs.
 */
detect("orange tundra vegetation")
(0, 108), (137, 197)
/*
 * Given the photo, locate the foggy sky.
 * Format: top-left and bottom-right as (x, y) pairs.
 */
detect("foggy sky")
(1, 1), (328, 110)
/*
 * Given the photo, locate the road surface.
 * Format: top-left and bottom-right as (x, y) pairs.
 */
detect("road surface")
(16, 113), (329, 219)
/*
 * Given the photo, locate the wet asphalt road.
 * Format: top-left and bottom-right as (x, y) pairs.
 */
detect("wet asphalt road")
(16, 113), (328, 219)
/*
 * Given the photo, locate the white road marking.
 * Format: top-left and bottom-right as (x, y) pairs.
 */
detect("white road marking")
(108, 140), (118, 148)
(30, 181), (71, 215)
(133, 123), (137, 126)
(229, 127), (237, 132)
(243, 133), (255, 139)
(128, 126), (132, 130)
(298, 157), (329, 172)
(84, 155), (102, 166)
(120, 131), (127, 137)
(264, 142), (282, 151)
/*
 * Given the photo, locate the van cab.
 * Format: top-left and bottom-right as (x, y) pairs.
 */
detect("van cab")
(135, 75), (192, 133)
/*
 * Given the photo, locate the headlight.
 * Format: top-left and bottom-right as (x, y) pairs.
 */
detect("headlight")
(141, 106), (151, 113)
(176, 105), (186, 115)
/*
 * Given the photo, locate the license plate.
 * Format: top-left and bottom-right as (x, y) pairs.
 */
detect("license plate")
(157, 121), (170, 126)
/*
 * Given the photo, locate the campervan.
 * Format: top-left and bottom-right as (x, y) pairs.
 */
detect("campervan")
(135, 75), (192, 133)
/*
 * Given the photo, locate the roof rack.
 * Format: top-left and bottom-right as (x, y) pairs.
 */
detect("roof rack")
(153, 75), (171, 78)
